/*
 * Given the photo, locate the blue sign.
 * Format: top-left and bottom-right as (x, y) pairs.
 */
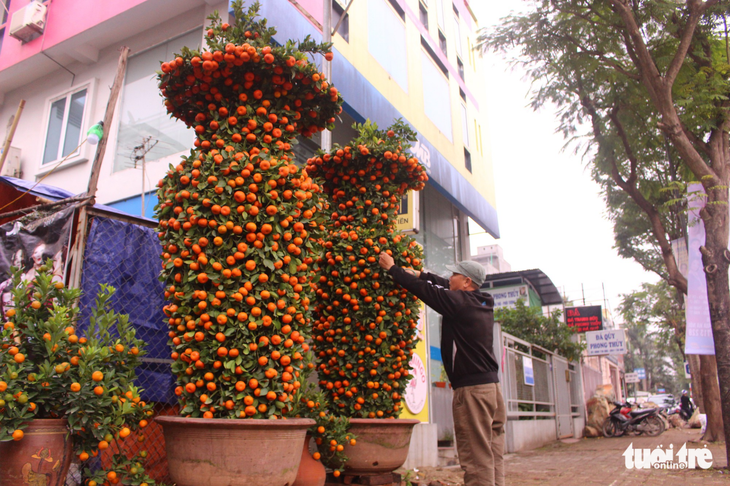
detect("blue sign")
(634, 368), (646, 380)
(658, 388), (666, 393)
(523, 356), (535, 386)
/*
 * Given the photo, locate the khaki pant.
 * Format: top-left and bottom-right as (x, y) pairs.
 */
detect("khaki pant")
(453, 383), (506, 486)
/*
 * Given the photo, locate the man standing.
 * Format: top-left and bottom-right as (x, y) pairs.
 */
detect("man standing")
(379, 253), (505, 486)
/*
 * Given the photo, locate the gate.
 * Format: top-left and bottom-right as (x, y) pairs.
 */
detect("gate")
(552, 356), (574, 438)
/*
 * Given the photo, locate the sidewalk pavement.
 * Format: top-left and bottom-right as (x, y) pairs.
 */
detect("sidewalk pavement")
(407, 428), (727, 485)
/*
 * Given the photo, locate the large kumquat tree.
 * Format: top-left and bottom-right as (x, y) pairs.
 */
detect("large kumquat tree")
(306, 120), (428, 419)
(155, 1), (342, 420)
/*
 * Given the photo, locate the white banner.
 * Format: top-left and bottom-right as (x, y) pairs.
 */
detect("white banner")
(685, 183), (716, 355)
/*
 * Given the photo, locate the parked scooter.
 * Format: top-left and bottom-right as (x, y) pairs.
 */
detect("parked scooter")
(602, 401), (665, 437)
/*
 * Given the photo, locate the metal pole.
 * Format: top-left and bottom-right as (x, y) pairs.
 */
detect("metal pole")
(321, 0), (333, 152)
(141, 152), (146, 218)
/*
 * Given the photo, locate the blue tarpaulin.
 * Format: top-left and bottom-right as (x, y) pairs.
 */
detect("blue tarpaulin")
(78, 216), (174, 404)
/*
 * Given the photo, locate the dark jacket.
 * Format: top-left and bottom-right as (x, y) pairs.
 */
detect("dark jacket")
(388, 266), (499, 389)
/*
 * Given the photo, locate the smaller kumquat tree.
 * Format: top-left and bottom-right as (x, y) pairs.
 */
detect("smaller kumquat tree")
(288, 351), (355, 476)
(306, 120), (428, 420)
(0, 262), (156, 486)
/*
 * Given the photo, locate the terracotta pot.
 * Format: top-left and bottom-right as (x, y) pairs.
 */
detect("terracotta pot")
(321, 418), (419, 476)
(292, 434), (326, 486)
(0, 418), (73, 486)
(433, 381), (446, 388)
(156, 416), (314, 486)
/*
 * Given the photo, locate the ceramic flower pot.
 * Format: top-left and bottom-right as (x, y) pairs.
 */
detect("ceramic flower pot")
(156, 416), (314, 486)
(292, 434), (326, 486)
(320, 418), (419, 476)
(0, 418), (73, 486)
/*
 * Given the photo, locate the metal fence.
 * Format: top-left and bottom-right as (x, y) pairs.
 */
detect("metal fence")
(66, 208), (173, 485)
(501, 331), (584, 431)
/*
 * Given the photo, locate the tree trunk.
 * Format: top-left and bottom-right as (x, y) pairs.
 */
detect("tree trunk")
(698, 354), (725, 442)
(687, 354), (704, 412)
(701, 193), (730, 449)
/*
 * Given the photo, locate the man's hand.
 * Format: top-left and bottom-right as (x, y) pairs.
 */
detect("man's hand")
(378, 252), (395, 270)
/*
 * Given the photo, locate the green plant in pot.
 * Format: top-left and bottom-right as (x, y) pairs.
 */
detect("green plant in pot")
(0, 263), (155, 486)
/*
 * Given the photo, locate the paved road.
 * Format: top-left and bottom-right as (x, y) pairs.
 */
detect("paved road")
(409, 428), (727, 485)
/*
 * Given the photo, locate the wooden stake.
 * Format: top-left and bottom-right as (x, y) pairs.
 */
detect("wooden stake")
(68, 46), (130, 289)
(0, 99), (26, 175)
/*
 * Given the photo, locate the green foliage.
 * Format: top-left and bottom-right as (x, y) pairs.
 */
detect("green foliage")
(0, 262), (155, 484)
(288, 360), (355, 474)
(477, 1), (730, 285)
(618, 280), (689, 394)
(495, 300), (585, 362)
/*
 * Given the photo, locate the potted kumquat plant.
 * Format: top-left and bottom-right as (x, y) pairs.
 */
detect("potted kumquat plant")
(305, 120), (427, 478)
(0, 262), (155, 486)
(153, 2), (342, 485)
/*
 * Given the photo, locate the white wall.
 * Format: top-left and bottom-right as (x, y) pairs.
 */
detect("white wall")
(0, 4), (212, 204)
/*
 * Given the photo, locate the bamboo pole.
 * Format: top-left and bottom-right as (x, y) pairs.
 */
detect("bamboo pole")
(0, 99), (26, 175)
(68, 47), (130, 289)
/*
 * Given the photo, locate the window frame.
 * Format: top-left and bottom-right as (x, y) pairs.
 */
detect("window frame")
(0, 0), (10, 54)
(438, 30), (447, 56)
(464, 147), (472, 173)
(37, 79), (96, 175)
(419, 1), (429, 30)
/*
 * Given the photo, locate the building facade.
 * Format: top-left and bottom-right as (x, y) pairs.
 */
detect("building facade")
(0, 0), (499, 465)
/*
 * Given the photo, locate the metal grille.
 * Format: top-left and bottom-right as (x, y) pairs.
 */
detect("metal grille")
(533, 359), (552, 404)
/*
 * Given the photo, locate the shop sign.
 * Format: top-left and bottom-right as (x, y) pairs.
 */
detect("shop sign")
(396, 190), (419, 234)
(586, 329), (627, 356)
(523, 356), (534, 386)
(490, 285), (529, 310)
(565, 305), (603, 332)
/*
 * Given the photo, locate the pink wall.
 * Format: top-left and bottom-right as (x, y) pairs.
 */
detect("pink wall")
(0, 0), (147, 71)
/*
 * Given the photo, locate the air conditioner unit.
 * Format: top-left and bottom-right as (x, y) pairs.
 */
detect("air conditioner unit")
(0, 147), (22, 178)
(9, 1), (47, 43)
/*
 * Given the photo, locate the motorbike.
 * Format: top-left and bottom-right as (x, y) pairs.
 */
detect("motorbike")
(602, 401), (665, 437)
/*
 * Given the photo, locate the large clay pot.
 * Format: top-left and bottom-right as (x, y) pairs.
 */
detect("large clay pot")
(322, 418), (419, 476)
(0, 419), (73, 486)
(156, 416), (314, 486)
(292, 434), (326, 486)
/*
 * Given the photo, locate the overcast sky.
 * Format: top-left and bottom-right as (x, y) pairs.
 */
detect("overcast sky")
(467, 2), (657, 318)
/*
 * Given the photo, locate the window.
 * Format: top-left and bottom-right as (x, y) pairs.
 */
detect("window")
(459, 87), (466, 101)
(369, 0), (408, 92)
(453, 14), (462, 58)
(460, 104), (469, 148)
(464, 148), (472, 173)
(438, 30), (447, 55)
(114, 30), (201, 172)
(0, 1), (11, 55)
(421, 36), (448, 76)
(387, 0), (405, 21)
(421, 51), (452, 141)
(457, 58), (464, 80)
(474, 120), (484, 157)
(332, 1), (349, 42)
(419, 1), (428, 30)
(42, 87), (88, 165)
(435, 0), (445, 31)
